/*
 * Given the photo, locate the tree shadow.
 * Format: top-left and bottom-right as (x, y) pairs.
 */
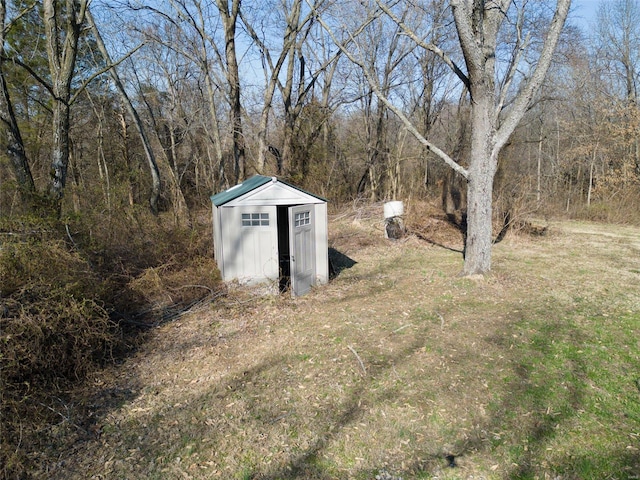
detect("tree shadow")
(411, 228), (464, 254)
(52, 317), (440, 479)
(411, 318), (640, 479)
(44, 276), (640, 480)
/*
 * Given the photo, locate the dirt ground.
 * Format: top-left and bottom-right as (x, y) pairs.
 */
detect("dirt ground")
(36, 204), (640, 480)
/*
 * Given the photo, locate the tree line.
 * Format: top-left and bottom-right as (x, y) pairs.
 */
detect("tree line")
(1, 0), (639, 272)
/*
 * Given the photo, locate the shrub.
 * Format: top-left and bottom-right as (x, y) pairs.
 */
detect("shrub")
(0, 219), (121, 479)
(0, 209), (223, 477)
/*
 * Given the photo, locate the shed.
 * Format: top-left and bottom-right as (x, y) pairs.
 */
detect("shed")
(211, 175), (328, 296)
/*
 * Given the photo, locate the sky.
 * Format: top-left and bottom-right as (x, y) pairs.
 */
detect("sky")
(571, 0), (601, 28)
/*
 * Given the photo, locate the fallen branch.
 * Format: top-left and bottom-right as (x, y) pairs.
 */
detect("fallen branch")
(168, 284), (214, 294)
(39, 399), (87, 435)
(348, 345), (367, 376)
(64, 224), (78, 249)
(393, 324), (412, 333)
(113, 290), (226, 329)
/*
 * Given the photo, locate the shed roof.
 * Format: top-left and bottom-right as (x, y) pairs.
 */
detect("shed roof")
(210, 175), (326, 207)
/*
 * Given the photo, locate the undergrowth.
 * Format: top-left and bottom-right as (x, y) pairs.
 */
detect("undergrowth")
(0, 209), (222, 479)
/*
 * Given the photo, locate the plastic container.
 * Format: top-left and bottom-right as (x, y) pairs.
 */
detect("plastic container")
(383, 201), (404, 219)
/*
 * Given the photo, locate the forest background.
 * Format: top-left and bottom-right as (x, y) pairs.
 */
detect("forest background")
(3, 0), (638, 222)
(1, 0), (639, 477)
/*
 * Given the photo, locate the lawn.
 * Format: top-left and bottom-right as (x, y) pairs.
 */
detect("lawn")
(40, 209), (640, 479)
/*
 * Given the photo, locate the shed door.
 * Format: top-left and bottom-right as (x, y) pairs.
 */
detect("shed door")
(288, 205), (315, 297)
(233, 205), (278, 283)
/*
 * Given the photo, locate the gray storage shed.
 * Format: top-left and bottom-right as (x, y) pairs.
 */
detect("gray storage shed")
(211, 175), (328, 296)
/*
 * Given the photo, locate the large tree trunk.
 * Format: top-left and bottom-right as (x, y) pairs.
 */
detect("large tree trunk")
(451, 0), (500, 275)
(43, 0), (87, 212)
(464, 133), (497, 274)
(216, 0), (245, 183)
(462, 77), (498, 274)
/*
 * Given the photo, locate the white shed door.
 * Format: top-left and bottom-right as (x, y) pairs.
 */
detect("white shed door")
(288, 205), (315, 297)
(234, 206), (278, 283)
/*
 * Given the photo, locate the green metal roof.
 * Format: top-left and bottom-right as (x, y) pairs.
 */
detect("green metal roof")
(210, 175), (272, 206)
(210, 175), (326, 206)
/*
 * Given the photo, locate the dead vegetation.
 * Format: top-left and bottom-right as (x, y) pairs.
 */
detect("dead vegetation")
(2, 204), (639, 480)
(0, 211), (223, 479)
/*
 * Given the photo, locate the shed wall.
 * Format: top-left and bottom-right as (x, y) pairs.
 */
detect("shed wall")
(212, 204), (224, 277)
(314, 203), (329, 285)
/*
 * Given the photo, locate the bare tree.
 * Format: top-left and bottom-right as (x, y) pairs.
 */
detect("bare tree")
(316, 0), (571, 275)
(407, 0), (456, 191)
(353, 7), (419, 200)
(42, 0), (89, 209)
(595, 0), (640, 175)
(0, 0), (35, 203)
(139, 0), (229, 189)
(129, 37), (192, 227)
(215, 0), (245, 183)
(240, 0), (315, 174)
(86, 8), (162, 214)
(185, 0), (228, 189)
(596, 0), (640, 103)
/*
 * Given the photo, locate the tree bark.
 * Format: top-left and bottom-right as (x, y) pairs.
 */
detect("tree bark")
(0, 0), (34, 203)
(464, 88), (497, 273)
(43, 0), (88, 211)
(215, 0), (245, 183)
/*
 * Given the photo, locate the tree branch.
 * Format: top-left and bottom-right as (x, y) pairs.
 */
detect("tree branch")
(496, 6), (530, 117)
(311, 3), (468, 179)
(494, 0), (571, 154)
(450, 0), (483, 76)
(4, 0), (36, 35)
(375, 0), (470, 90)
(3, 55), (55, 98)
(69, 43), (143, 105)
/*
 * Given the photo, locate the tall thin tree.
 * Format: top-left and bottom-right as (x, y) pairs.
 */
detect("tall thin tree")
(215, 0), (245, 183)
(86, 8), (162, 214)
(0, 0), (35, 204)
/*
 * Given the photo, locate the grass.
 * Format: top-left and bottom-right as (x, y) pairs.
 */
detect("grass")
(22, 210), (640, 479)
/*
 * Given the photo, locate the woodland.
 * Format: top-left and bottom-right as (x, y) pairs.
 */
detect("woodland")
(1, 0), (640, 477)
